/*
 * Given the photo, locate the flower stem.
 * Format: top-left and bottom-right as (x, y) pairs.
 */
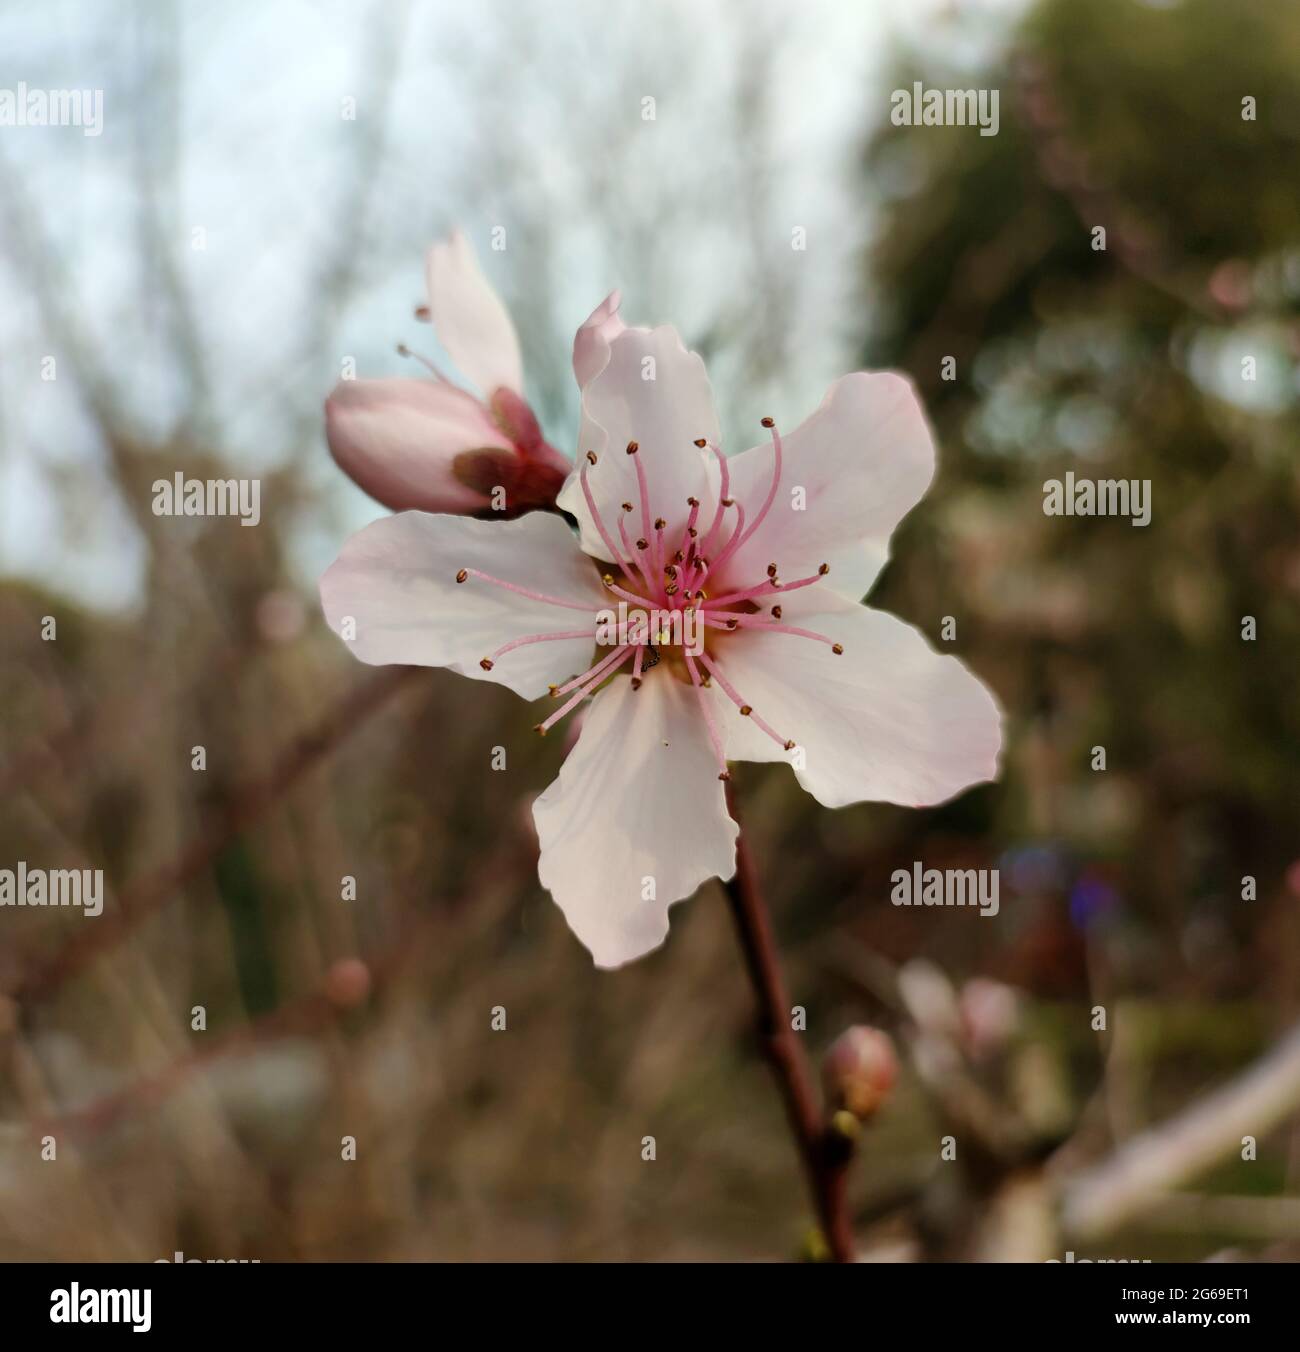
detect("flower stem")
(722, 785), (856, 1262)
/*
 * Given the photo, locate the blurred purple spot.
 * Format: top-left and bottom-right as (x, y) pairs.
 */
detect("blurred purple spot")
(1069, 869), (1120, 930)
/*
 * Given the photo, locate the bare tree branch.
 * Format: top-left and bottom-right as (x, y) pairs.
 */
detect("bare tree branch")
(1058, 1022), (1300, 1240)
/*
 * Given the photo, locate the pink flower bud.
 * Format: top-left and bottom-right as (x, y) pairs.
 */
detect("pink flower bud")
(324, 958), (372, 1010)
(325, 231), (572, 518)
(822, 1026), (897, 1121)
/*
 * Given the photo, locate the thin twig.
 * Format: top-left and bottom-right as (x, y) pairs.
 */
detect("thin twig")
(7, 665), (422, 1005)
(722, 784), (856, 1262)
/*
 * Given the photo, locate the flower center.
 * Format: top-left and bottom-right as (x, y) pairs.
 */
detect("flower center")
(456, 419), (844, 778)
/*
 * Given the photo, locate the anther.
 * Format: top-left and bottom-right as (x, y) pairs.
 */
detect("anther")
(740, 705), (752, 716)
(718, 769), (731, 781)
(760, 416), (775, 428)
(726, 618), (738, 630)
(772, 605), (782, 619)
(622, 501), (634, 512)
(533, 724), (547, 736)
(631, 676), (642, 690)
(767, 563), (778, 578)
(479, 658), (494, 671)
(687, 496), (700, 507)
(585, 450), (597, 464)
(818, 562), (830, 575)
(636, 538), (649, 551)
(693, 438), (707, 447)
(721, 497), (734, 507)
(666, 583), (679, 596)
(455, 569), (468, 584)
(548, 684), (559, 697)
(783, 739), (796, 751)
(654, 517), (666, 530)
(602, 574), (615, 587)
(688, 527), (698, 538)
(626, 440), (639, 454)
(832, 643), (844, 655)
(673, 550), (685, 564)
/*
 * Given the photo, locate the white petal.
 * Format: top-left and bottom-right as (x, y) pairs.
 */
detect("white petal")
(715, 596), (1002, 808)
(319, 512), (606, 699)
(715, 373), (936, 603)
(533, 672), (738, 968)
(426, 230), (524, 397)
(572, 290), (625, 388)
(558, 326), (720, 563)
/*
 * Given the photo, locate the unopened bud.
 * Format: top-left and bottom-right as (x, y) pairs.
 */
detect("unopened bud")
(324, 957), (372, 1010)
(822, 1025), (897, 1122)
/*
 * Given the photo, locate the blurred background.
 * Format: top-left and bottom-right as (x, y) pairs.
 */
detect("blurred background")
(1, 0), (1298, 1261)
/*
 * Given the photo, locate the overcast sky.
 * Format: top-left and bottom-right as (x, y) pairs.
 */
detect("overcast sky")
(0, 0), (1025, 613)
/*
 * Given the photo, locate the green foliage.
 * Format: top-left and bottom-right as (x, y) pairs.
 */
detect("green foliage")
(863, 0), (1300, 957)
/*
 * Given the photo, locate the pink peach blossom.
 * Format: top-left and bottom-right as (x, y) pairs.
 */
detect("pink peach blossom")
(325, 230), (569, 516)
(321, 301), (1003, 968)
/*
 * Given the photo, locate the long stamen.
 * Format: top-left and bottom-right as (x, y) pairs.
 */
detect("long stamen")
(705, 498), (747, 579)
(653, 516), (668, 592)
(602, 574), (659, 610)
(705, 613), (844, 653)
(456, 568), (596, 612)
(697, 652), (796, 751)
(627, 440), (654, 563)
(580, 453), (635, 575)
(697, 440), (731, 556)
(616, 509), (655, 595)
(704, 563), (829, 610)
(481, 628), (592, 669)
(550, 642), (632, 697)
(396, 342), (455, 385)
(537, 646), (634, 734)
(683, 495), (702, 537)
(684, 652), (730, 780)
(736, 418), (783, 550)
(678, 495), (705, 590)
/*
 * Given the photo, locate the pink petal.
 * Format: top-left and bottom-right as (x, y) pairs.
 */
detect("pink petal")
(319, 512), (606, 699)
(715, 595), (1003, 808)
(558, 325), (721, 564)
(425, 230), (524, 397)
(325, 377), (507, 513)
(715, 373), (936, 604)
(571, 289), (626, 388)
(533, 672), (738, 968)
